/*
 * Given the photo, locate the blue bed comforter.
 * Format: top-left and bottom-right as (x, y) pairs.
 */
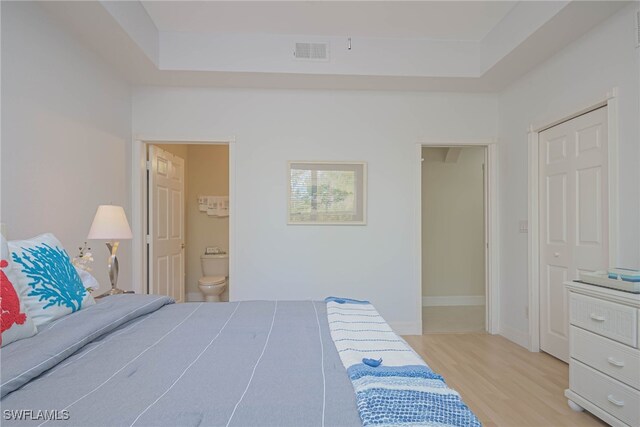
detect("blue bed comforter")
(1, 296), (361, 426)
(2, 295), (480, 427)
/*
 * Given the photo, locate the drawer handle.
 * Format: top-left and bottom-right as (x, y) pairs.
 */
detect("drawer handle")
(607, 395), (624, 407)
(607, 357), (625, 368)
(590, 313), (606, 322)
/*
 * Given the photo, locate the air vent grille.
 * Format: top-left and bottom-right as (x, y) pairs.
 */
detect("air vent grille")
(294, 42), (329, 61)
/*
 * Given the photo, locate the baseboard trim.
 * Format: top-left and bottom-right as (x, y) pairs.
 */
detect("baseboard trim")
(422, 296), (485, 307)
(500, 325), (529, 349)
(388, 321), (422, 336)
(186, 291), (204, 302)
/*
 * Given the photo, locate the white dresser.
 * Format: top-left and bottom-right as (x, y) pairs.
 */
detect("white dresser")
(565, 281), (640, 427)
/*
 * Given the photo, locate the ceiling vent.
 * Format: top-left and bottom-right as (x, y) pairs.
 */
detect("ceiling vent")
(294, 42), (329, 61)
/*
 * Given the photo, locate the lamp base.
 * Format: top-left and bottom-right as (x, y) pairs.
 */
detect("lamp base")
(96, 241), (133, 298)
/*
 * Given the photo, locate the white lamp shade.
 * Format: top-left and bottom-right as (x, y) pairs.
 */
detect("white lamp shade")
(87, 205), (133, 240)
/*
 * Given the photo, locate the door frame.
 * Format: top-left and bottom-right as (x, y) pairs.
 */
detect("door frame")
(416, 139), (500, 335)
(131, 137), (237, 298)
(527, 88), (619, 352)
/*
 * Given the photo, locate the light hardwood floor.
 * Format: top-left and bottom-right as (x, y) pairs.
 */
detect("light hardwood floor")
(422, 306), (485, 333)
(404, 333), (607, 427)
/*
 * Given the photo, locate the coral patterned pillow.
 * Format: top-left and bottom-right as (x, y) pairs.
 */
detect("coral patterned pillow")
(1, 235), (37, 347)
(9, 233), (95, 328)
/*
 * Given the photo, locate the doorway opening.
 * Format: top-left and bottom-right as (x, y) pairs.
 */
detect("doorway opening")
(131, 139), (234, 303)
(421, 146), (487, 333)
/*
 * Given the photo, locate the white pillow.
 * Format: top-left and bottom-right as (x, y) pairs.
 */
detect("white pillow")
(75, 267), (100, 293)
(9, 233), (95, 328)
(1, 235), (37, 347)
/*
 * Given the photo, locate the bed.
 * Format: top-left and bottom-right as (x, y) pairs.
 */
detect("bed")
(1, 295), (480, 427)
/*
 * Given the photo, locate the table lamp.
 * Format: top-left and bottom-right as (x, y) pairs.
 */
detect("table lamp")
(87, 205), (133, 296)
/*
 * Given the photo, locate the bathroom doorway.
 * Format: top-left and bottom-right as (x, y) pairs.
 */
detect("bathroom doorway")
(132, 140), (233, 302)
(419, 143), (497, 334)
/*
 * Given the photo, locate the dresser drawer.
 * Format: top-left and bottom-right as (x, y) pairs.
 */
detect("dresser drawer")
(570, 293), (638, 347)
(571, 326), (640, 389)
(570, 360), (640, 427)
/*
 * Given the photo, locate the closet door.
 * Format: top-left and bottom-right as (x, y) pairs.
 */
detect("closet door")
(539, 107), (608, 362)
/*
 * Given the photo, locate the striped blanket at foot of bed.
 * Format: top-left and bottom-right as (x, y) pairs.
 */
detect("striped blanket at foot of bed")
(325, 297), (481, 427)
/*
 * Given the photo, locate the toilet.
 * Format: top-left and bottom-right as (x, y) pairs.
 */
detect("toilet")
(198, 254), (228, 302)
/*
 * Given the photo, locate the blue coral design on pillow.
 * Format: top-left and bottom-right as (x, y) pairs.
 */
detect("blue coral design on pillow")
(11, 244), (87, 312)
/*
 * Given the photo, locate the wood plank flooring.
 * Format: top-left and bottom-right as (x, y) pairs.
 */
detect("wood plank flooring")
(422, 306), (485, 333)
(404, 333), (607, 427)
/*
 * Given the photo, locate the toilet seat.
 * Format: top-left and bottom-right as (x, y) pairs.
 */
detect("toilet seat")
(198, 275), (226, 286)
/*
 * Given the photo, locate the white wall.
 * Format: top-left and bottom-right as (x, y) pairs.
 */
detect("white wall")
(497, 4), (640, 346)
(160, 32), (480, 77)
(421, 147), (485, 301)
(1, 2), (132, 294)
(133, 88), (498, 333)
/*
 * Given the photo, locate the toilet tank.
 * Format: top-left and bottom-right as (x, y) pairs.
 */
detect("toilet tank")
(200, 254), (229, 277)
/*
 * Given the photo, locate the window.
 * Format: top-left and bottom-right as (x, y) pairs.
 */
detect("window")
(288, 161), (367, 225)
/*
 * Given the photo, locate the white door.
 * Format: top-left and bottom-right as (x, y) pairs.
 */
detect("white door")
(539, 107), (608, 362)
(149, 145), (185, 303)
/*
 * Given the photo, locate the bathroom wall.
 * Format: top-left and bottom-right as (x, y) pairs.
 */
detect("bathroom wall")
(421, 146), (485, 305)
(185, 145), (230, 301)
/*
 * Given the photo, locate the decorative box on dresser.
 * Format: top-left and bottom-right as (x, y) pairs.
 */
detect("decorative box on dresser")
(565, 281), (640, 427)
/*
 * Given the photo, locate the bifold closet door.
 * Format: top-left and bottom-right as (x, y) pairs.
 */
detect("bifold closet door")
(539, 107), (609, 363)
